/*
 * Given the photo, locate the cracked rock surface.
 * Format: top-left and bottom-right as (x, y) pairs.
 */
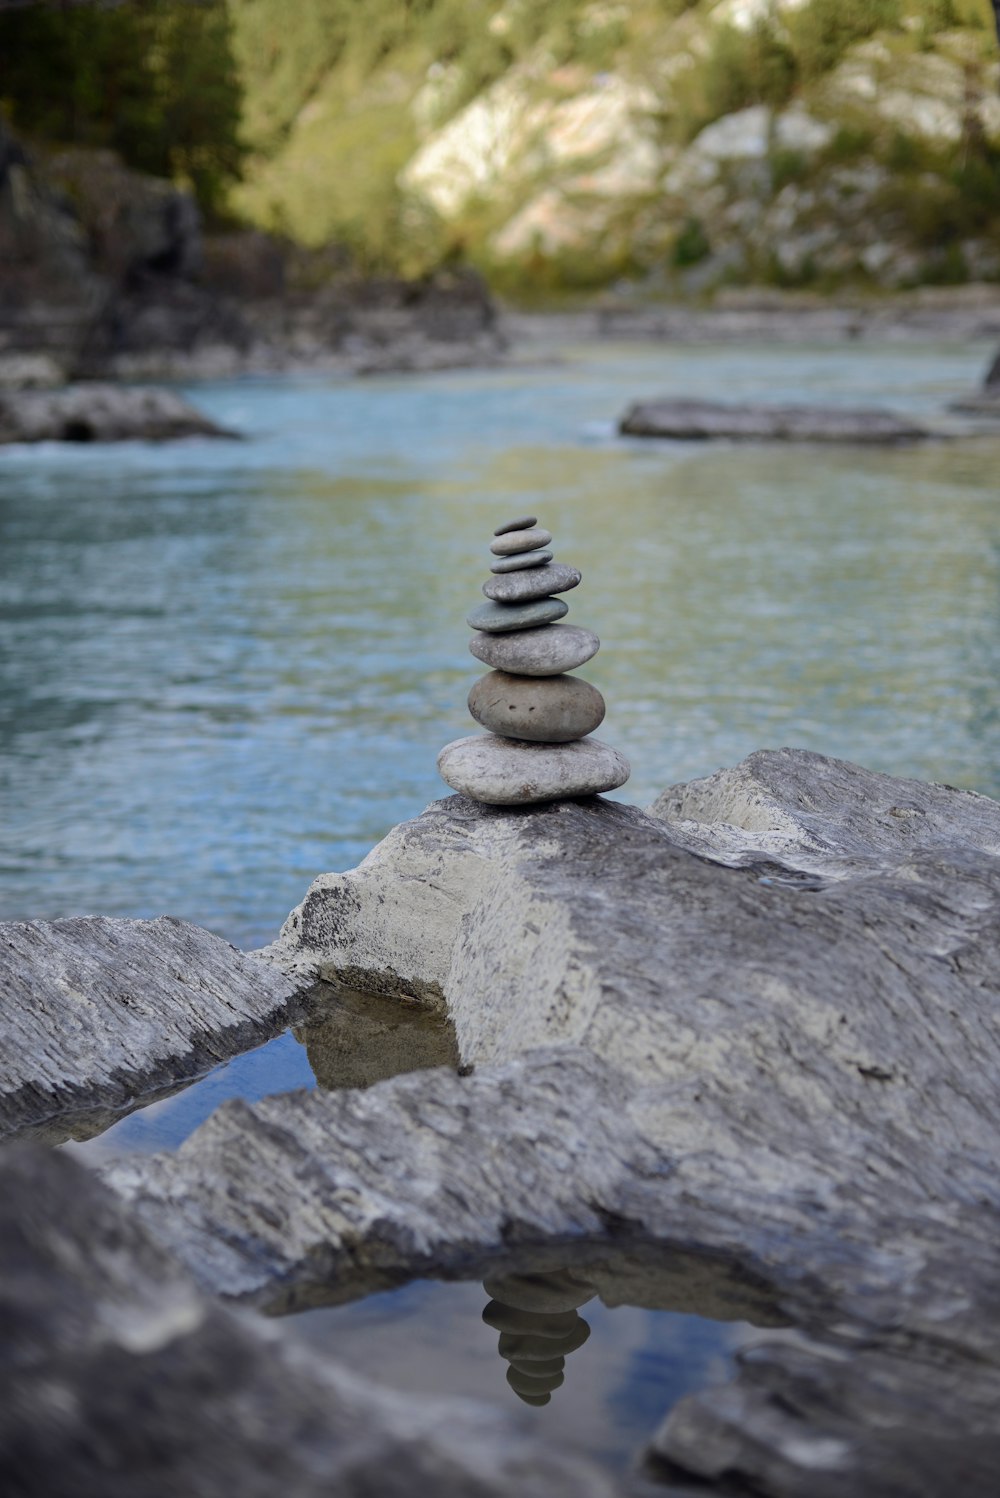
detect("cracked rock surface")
(0, 915), (306, 1143)
(0, 1145), (617, 1498)
(103, 750), (1000, 1496)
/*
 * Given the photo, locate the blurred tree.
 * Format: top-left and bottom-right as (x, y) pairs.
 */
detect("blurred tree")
(0, 0), (244, 213)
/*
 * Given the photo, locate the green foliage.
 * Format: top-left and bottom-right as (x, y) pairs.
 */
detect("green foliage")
(784, 0), (903, 81)
(672, 216), (710, 266)
(0, 0), (244, 213)
(671, 19), (797, 140)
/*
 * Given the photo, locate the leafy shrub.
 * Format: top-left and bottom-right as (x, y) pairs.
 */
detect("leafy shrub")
(784, 0), (903, 81)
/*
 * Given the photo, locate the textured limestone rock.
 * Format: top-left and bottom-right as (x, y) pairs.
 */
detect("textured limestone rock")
(620, 398), (930, 443)
(468, 671), (605, 743)
(0, 915), (306, 1142)
(102, 750), (1000, 1496)
(1, 1144), (616, 1498)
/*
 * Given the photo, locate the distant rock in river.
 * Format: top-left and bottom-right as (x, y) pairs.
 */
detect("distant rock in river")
(619, 398), (931, 443)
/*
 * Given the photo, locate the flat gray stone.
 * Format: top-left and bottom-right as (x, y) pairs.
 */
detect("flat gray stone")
(436, 733), (630, 804)
(483, 563), (581, 605)
(494, 515), (537, 535)
(469, 623), (600, 675)
(468, 671), (605, 743)
(619, 398), (929, 444)
(467, 597), (568, 633)
(489, 526), (553, 557)
(490, 549), (553, 573)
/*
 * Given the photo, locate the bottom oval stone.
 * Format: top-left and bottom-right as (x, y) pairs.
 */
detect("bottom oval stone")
(468, 671), (605, 742)
(437, 734), (630, 805)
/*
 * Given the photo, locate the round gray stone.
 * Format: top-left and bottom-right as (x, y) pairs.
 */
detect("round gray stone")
(490, 549), (553, 574)
(490, 526), (553, 557)
(469, 623), (599, 675)
(468, 671), (605, 743)
(437, 734), (630, 804)
(467, 597), (568, 634)
(483, 563), (581, 605)
(493, 515), (537, 536)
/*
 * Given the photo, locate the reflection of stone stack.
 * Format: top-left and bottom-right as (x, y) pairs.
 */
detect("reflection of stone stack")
(437, 516), (631, 804)
(482, 1269), (595, 1408)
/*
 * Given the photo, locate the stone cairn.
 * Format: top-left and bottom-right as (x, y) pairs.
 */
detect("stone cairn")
(483, 1270), (595, 1407)
(437, 516), (630, 804)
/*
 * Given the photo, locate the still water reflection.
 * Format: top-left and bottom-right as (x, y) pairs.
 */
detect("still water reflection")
(1, 341), (997, 949)
(281, 1263), (774, 1474)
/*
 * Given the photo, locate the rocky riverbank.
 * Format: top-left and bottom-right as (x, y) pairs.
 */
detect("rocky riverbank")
(3, 748), (999, 1495)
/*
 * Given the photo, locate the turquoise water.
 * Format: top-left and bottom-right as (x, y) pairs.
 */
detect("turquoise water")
(2, 339), (997, 950)
(13, 339), (994, 1473)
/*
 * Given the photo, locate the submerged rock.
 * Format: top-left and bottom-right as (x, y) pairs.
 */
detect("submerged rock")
(619, 398), (931, 443)
(0, 383), (235, 444)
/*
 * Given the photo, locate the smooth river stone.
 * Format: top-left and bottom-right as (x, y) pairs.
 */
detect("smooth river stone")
(490, 527), (553, 557)
(437, 734), (630, 805)
(483, 563), (581, 605)
(467, 597), (567, 634)
(469, 623), (599, 676)
(468, 671), (604, 743)
(493, 515), (537, 536)
(490, 549), (553, 574)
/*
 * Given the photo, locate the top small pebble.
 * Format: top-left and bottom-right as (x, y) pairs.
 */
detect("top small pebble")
(493, 515), (537, 537)
(490, 526), (553, 557)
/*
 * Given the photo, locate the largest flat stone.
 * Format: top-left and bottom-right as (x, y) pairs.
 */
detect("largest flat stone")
(437, 733), (629, 804)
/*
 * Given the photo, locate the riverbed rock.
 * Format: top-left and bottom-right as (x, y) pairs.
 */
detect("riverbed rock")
(466, 597), (568, 633)
(483, 563), (581, 604)
(0, 1143), (616, 1498)
(0, 915), (306, 1143)
(106, 750), (1000, 1495)
(436, 733), (629, 803)
(469, 623), (600, 675)
(468, 671), (605, 742)
(0, 383), (235, 444)
(619, 398), (931, 443)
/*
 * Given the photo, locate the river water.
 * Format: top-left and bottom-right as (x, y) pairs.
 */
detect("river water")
(4, 335), (999, 1473)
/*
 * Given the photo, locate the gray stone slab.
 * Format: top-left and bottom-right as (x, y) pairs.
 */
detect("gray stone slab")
(619, 398), (930, 443)
(0, 915), (305, 1143)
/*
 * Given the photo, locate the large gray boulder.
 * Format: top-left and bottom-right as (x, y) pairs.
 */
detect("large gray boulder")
(0, 1144), (615, 1498)
(105, 750), (1000, 1496)
(0, 915), (305, 1142)
(0, 382), (235, 443)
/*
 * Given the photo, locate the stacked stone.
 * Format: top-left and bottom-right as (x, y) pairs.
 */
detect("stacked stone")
(482, 1270), (595, 1408)
(437, 516), (630, 805)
